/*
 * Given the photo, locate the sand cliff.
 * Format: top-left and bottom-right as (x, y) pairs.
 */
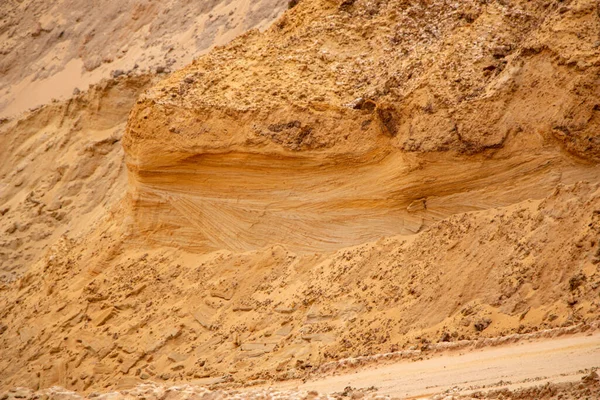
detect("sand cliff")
(0, 0), (599, 396)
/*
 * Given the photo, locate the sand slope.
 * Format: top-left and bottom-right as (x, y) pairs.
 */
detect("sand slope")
(0, 0), (599, 396)
(0, 74), (159, 281)
(3, 333), (600, 398)
(0, 0), (288, 118)
(1, 176), (599, 391)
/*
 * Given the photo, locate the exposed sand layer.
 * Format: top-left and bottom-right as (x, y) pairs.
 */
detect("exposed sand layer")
(124, 0), (600, 253)
(0, 0), (599, 397)
(1, 158), (599, 391)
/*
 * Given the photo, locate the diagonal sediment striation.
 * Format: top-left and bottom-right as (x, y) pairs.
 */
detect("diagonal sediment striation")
(124, 0), (600, 252)
(2, 0), (600, 394)
(125, 142), (598, 252)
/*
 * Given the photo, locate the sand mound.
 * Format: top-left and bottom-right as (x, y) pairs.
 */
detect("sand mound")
(1, 179), (599, 391)
(0, 173), (600, 391)
(0, 0), (599, 396)
(126, 0), (600, 159)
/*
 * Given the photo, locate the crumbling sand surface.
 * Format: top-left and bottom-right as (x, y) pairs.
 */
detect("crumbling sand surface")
(0, 74), (158, 281)
(0, 0), (600, 398)
(2, 333), (599, 399)
(1, 172), (600, 392)
(124, 0), (600, 252)
(278, 331), (600, 398)
(0, 0), (288, 118)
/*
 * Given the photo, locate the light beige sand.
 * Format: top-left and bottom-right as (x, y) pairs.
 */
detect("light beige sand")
(3, 332), (599, 399)
(277, 332), (600, 398)
(0, 0), (288, 118)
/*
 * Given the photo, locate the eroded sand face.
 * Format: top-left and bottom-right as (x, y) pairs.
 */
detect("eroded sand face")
(0, 0), (600, 397)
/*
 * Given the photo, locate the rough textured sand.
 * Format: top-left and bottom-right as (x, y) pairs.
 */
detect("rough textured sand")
(278, 332), (600, 398)
(124, 0), (600, 252)
(0, 0), (600, 398)
(2, 332), (599, 399)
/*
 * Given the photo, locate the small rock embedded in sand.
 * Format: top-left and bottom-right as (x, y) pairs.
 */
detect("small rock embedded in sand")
(167, 352), (188, 363)
(46, 199), (63, 211)
(474, 318), (492, 332)
(274, 306), (296, 314)
(170, 363), (185, 371)
(191, 306), (215, 329)
(210, 287), (234, 300)
(232, 304), (253, 312)
(582, 370), (599, 383)
(120, 353), (143, 374)
(12, 177), (24, 187)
